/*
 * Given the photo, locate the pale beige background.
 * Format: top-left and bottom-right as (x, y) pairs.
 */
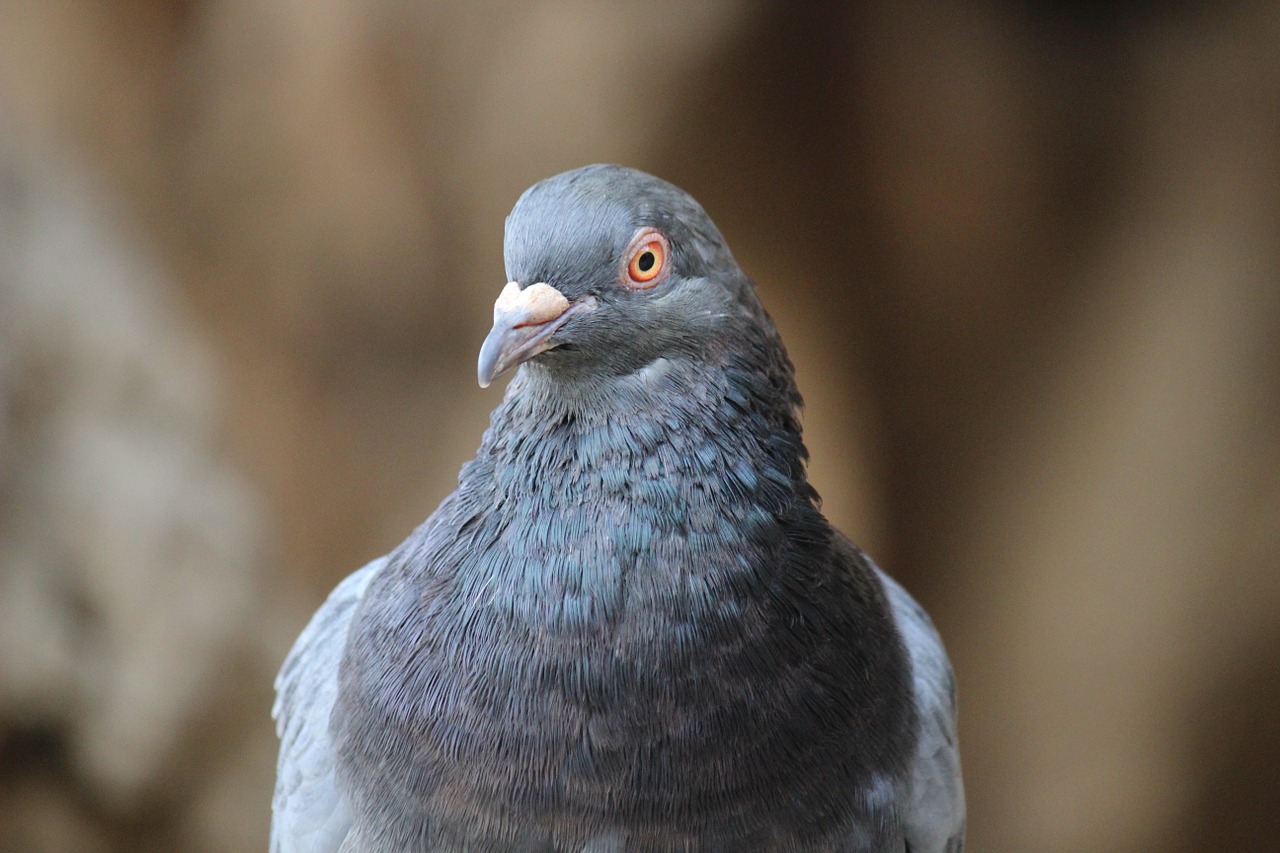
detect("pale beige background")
(0, 2), (1276, 851)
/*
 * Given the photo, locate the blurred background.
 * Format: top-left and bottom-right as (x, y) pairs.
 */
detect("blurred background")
(0, 1), (1277, 851)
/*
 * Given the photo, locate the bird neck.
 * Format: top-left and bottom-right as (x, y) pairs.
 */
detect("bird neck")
(443, 348), (829, 627)
(484, 346), (813, 507)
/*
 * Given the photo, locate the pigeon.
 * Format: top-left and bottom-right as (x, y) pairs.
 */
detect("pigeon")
(272, 164), (965, 852)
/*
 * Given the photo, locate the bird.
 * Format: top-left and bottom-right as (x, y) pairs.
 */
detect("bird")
(271, 164), (965, 852)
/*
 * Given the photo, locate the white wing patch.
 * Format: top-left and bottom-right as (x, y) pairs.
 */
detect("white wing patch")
(271, 558), (386, 853)
(877, 569), (966, 853)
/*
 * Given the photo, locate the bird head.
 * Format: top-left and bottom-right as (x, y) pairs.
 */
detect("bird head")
(477, 165), (756, 389)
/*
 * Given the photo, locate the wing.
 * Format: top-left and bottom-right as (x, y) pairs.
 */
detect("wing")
(877, 567), (966, 853)
(271, 557), (386, 853)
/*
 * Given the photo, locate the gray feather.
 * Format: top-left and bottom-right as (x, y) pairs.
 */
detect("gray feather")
(271, 558), (385, 853)
(877, 566), (966, 853)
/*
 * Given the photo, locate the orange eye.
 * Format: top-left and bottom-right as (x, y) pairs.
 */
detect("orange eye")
(624, 229), (669, 288)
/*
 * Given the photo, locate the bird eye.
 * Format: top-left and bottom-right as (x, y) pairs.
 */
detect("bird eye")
(624, 228), (669, 288)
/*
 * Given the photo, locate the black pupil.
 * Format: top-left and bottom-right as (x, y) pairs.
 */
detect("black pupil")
(637, 251), (655, 273)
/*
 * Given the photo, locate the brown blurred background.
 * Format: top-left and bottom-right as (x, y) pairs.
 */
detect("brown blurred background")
(0, 1), (1277, 851)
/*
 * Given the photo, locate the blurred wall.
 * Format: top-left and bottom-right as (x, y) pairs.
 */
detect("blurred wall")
(0, 2), (1277, 851)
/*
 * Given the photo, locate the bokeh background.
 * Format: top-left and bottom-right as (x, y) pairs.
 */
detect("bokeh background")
(1, 2), (1277, 851)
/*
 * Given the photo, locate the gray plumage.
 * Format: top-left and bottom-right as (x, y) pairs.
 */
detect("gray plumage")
(272, 165), (964, 852)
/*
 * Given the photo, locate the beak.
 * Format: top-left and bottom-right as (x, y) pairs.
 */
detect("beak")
(477, 282), (595, 387)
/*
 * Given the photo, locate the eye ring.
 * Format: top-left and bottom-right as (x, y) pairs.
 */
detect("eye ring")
(623, 228), (670, 289)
